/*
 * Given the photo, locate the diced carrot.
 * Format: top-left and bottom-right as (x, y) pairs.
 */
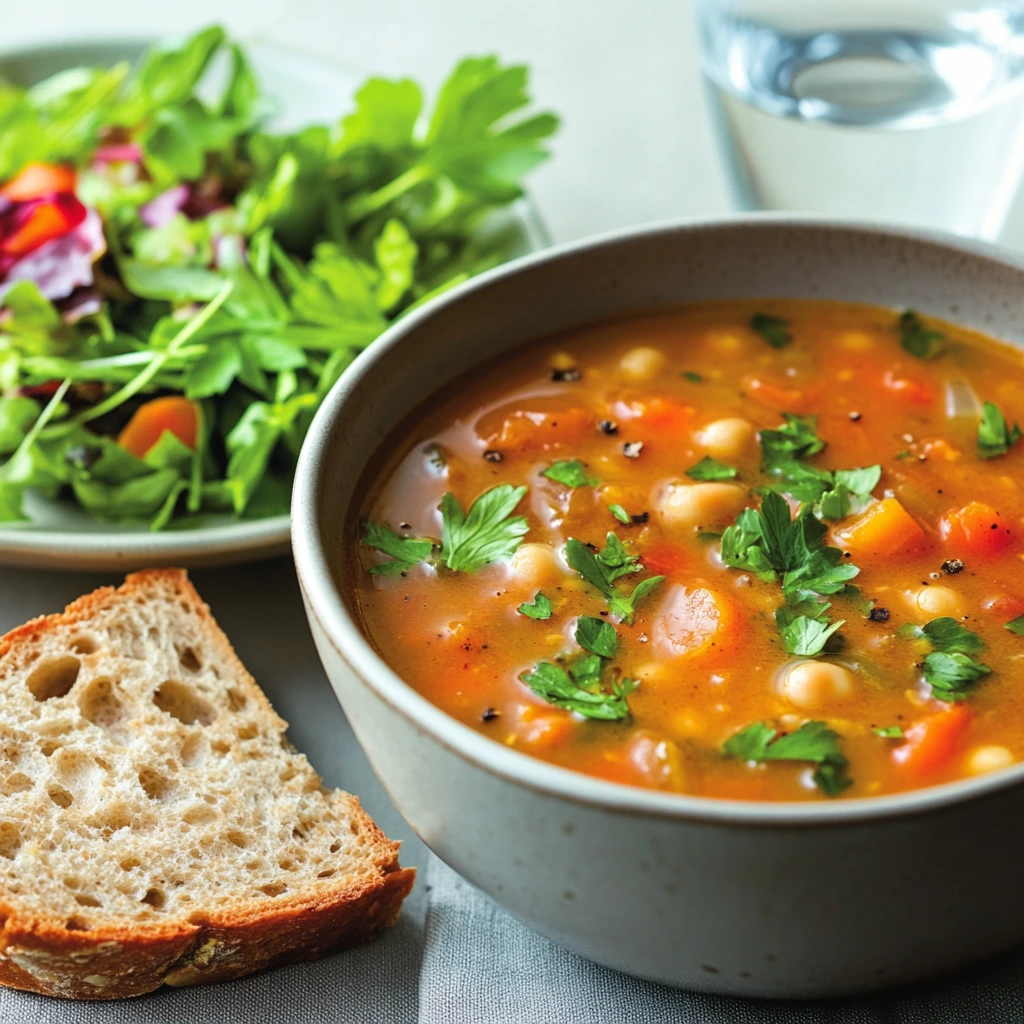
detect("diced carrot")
(641, 545), (691, 578)
(493, 406), (594, 452)
(516, 706), (576, 748)
(882, 369), (936, 407)
(832, 498), (929, 559)
(118, 396), (200, 458)
(744, 376), (809, 412)
(651, 584), (737, 657)
(629, 396), (693, 435)
(940, 502), (1014, 559)
(1, 197), (85, 256)
(0, 162), (76, 201)
(983, 594), (1024, 622)
(892, 704), (972, 777)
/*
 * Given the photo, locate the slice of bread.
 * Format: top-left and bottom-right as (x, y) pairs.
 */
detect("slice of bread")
(0, 569), (414, 1000)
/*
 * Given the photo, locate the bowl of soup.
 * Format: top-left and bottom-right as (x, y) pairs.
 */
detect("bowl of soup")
(292, 218), (1024, 998)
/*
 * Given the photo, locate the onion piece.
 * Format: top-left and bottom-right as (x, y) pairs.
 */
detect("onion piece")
(945, 379), (982, 420)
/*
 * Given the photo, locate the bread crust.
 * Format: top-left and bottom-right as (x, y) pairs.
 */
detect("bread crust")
(0, 570), (416, 1000)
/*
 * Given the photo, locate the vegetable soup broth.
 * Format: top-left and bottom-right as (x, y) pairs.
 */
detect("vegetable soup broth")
(353, 301), (1024, 801)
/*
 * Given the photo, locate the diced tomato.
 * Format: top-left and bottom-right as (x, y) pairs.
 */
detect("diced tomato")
(882, 369), (936, 407)
(633, 396), (693, 435)
(892, 704), (972, 777)
(641, 545), (691, 578)
(744, 376), (809, 412)
(983, 594), (1024, 622)
(833, 498), (929, 559)
(940, 502), (1014, 559)
(515, 706), (575, 748)
(1, 195), (86, 257)
(118, 397), (200, 458)
(0, 162), (76, 202)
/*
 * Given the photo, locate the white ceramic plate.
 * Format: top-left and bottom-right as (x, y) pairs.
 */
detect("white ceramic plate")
(0, 38), (549, 571)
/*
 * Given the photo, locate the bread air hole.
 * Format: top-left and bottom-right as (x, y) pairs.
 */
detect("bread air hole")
(138, 767), (171, 801)
(26, 656), (81, 701)
(179, 647), (202, 673)
(224, 830), (248, 848)
(65, 916), (90, 931)
(226, 687), (247, 711)
(47, 784), (73, 808)
(1, 772), (33, 795)
(74, 893), (101, 908)
(69, 636), (97, 655)
(182, 804), (217, 826)
(258, 882), (287, 897)
(78, 677), (125, 730)
(153, 681), (215, 727)
(141, 887), (166, 909)
(0, 823), (22, 859)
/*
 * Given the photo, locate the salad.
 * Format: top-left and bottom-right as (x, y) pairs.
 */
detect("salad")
(0, 26), (557, 529)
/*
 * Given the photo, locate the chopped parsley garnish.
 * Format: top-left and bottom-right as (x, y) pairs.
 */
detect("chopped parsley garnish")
(899, 616), (985, 654)
(750, 312), (792, 349)
(543, 459), (598, 488)
(764, 461), (880, 520)
(518, 592), (553, 620)
(565, 533), (665, 624)
(1006, 615), (1024, 636)
(685, 456), (738, 482)
(364, 483), (528, 575)
(608, 503), (631, 525)
(759, 414), (825, 469)
(873, 725), (904, 739)
(898, 310), (946, 360)
(575, 615), (619, 658)
(723, 720), (851, 796)
(899, 617), (991, 701)
(923, 652), (991, 701)
(520, 662), (636, 721)
(439, 484), (529, 572)
(362, 521), (433, 575)
(775, 606), (844, 657)
(681, 370), (703, 382)
(977, 401), (1021, 460)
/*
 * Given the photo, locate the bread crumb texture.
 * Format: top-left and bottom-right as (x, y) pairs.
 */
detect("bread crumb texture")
(0, 570), (414, 999)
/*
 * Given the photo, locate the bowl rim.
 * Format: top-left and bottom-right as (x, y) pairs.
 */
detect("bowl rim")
(293, 212), (1024, 828)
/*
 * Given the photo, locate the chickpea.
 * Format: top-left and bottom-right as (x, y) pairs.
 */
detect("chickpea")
(966, 745), (1015, 775)
(698, 417), (756, 461)
(706, 329), (748, 354)
(656, 481), (748, 529)
(627, 731), (685, 790)
(780, 660), (854, 711)
(619, 346), (667, 382)
(909, 585), (965, 620)
(509, 542), (561, 585)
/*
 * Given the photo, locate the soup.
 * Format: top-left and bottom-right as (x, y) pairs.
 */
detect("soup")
(351, 300), (1024, 801)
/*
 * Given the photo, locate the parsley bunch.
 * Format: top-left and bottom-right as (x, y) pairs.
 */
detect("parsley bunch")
(0, 27), (557, 529)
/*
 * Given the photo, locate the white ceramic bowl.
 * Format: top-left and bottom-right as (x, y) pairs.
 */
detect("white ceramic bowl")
(293, 217), (1024, 998)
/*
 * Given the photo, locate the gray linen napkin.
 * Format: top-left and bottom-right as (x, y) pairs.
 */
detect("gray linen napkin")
(420, 855), (1024, 1024)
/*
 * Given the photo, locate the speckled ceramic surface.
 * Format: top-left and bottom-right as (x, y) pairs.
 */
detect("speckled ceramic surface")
(293, 218), (1024, 998)
(0, 39), (548, 572)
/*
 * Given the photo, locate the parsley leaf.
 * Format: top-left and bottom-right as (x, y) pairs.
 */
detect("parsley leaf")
(565, 534), (665, 624)
(575, 615), (618, 658)
(977, 401), (1022, 460)
(899, 617), (986, 654)
(608, 503), (631, 525)
(685, 456), (738, 482)
(898, 310), (946, 360)
(873, 725), (904, 738)
(923, 651), (991, 701)
(1006, 615), (1024, 636)
(681, 370), (703, 383)
(775, 607), (845, 657)
(764, 461), (880, 519)
(518, 592), (553, 620)
(439, 484), (528, 572)
(362, 521), (433, 574)
(520, 662), (636, 721)
(759, 414), (826, 469)
(750, 312), (792, 349)
(723, 720), (851, 796)
(543, 459), (598, 488)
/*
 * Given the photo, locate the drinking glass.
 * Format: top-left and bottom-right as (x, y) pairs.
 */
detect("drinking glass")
(695, 0), (1024, 239)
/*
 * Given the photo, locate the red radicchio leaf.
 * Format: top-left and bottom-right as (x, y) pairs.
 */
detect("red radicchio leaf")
(0, 207), (106, 301)
(140, 184), (190, 228)
(92, 143), (143, 166)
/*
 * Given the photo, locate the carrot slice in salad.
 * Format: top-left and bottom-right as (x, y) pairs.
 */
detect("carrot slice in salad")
(0, 162), (76, 201)
(118, 397), (200, 458)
